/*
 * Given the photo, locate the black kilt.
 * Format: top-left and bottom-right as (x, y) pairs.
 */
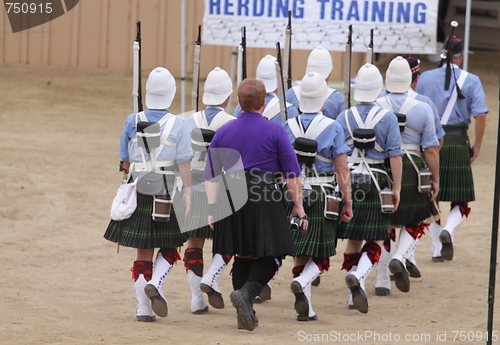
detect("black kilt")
(212, 174), (293, 258)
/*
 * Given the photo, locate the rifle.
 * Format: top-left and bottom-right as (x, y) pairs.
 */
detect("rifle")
(237, 27), (247, 86)
(133, 21), (143, 113)
(344, 25), (353, 110)
(283, 10), (292, 90)
(366, 28), (374, 64)
(441, 21), (458, 91)
(192, 25), (202, 112)
(275, 42), (288, 124)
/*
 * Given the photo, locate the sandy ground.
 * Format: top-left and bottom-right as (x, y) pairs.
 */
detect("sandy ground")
(0, 51), (499, 345)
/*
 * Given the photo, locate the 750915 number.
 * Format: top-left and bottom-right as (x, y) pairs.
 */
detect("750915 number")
(5, 2), (53, 14)
(452, 330), (498, 342)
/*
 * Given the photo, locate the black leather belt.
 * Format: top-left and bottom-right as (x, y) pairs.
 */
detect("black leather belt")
(443, 125), (468, 137)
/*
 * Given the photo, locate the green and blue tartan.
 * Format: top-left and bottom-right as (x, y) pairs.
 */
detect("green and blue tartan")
(287, 185), (337, 258)
(388, 154), (431, 225)
(438, 133), (475, 202)
(337, 164), (390, 241)
(104, 192), (188, 249)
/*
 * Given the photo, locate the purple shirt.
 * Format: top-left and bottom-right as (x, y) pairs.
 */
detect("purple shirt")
(204, 112), (301, 180)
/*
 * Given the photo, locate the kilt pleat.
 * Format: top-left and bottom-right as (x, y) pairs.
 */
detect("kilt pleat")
(287, 186), (337, 258)
(104, 192), (188, 249)
(212, 180), (294, 258)
(438, 134), (475, 202)
(337, 167), (390, 241)
(185, 190), (213, 239)
(389, 155), (431, 225)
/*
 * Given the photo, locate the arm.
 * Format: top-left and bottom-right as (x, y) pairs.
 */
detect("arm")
(285, 176), (308, 231)
(471, 112), (486, 163)
(423, 146), (440, 201)
(334, 153), (353, 222)
(205, 179), (219, 230)
(389, 155), (402, 212)
(177, 160), (192, 217)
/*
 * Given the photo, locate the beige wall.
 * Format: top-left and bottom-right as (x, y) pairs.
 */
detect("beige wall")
(0, 0), (366, 81)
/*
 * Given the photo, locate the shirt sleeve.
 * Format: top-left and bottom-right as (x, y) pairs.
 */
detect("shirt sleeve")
(470, 74), (489, 117)
(119, 114), (136, 161)
(383, 113), (404, 158)
(419, 103), (439, 149)
(174, 118), (194, 164)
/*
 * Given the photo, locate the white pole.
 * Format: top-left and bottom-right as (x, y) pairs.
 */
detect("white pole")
(463, 0), (472, 71)
(181, 0), (186, 113)
(227, 46), (237, 113)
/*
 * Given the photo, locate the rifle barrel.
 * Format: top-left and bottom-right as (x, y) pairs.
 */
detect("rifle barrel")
(344, 25), (353, 110)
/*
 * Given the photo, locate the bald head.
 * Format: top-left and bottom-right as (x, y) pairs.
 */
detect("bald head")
(238, 79), (266, 113)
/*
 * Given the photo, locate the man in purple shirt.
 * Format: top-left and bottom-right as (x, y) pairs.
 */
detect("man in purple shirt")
(203, 79), (307, 331)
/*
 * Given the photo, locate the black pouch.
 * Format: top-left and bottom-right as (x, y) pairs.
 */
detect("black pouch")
(293, 137), (318, 166)
(351, 172), (371, 194)
(191, 128), (215, 152)
(137, 122), (161, 153)
(352, 128), (376, 150)
(395, 113), (406, 133)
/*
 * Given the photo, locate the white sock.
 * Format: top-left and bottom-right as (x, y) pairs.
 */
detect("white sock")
(429, 222), (442, 257)
(444, 205), (464, 238)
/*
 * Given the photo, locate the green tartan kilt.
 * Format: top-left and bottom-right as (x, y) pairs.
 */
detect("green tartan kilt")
(104, 192), (188, 249)
(185, 190), (213, 239)
(337, 166), (390, 241)
(286, 186), (337, 258)
(388, 154), (431, 225)
(438, 134), (475, 202)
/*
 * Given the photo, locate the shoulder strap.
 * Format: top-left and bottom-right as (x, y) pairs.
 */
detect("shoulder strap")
(398, 97), (420, 116)
(366, 106), (389, 129)
(304, 114), (334, 141)
(441, 70), (469, 125)
(376, 96), (394, 113)
(288, 116), (304, 138)
(209, 110), (234, 130)
(193, 110), (209, 129)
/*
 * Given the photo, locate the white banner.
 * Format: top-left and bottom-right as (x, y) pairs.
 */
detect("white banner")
(202, 0), (438, 54)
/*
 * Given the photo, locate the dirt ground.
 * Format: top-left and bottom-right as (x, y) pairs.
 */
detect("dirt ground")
(0, 50), (499, 345)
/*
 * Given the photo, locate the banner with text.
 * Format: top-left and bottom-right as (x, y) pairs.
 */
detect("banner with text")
(202, 0), (438, 54)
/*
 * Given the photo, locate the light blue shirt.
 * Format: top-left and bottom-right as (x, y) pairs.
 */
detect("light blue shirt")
(233, 93), (299, 125)
(415, 64), (489, 125)
(119, 109), (193, 164)
(336, 103), (403, 160)
(376, 93), (439, 149)
(285, 86), (344, 120)
(283, 112), (350, 172)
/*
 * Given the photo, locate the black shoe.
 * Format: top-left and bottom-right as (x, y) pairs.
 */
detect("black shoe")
(345, 274), (368, 314)
(405, 259), (421, 278)
(311, 276), (321, 287)
(200, 283), (224, 309)
(230, 289), (257, 331)
(144, 284), (168, 317)
(432, 256), (445, 263)
(290, 281), (309, 318)
(136, 315), (156, 322)
(192, 306), (209, 315)
(238, 312), (258, 329)
(375, 287), (390, 296)
(389, 259), (410, 293)
(296, 314), (318, 321)
(439, 230), (454, 261)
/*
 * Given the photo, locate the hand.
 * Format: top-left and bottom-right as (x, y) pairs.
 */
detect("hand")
(291, 204), (308, 231)
(340, 202), (353, 222)
(392, 190), (400, 212)
(430, 180), (439, 201)
(182, 192), (191, 217)
(208, 215), (215, 230)
(470, 144), (481, 163)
